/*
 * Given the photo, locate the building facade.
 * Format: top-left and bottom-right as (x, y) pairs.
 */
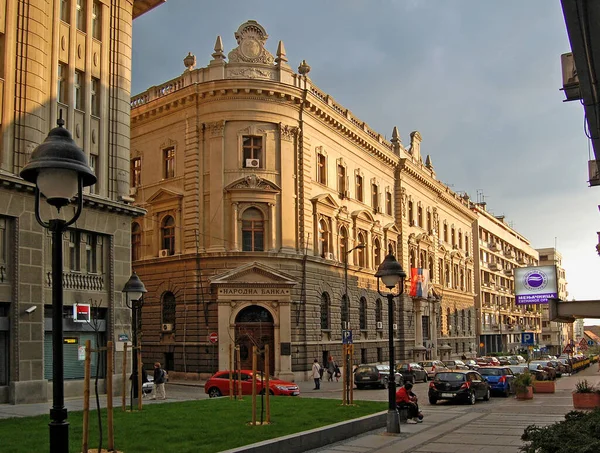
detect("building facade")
(536, 247), (571, 356)
(129, 21), (478, 381)
(471, 203), (542, 356)
(0, 0), (161, 404)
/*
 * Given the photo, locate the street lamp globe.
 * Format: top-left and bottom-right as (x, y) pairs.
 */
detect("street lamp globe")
(375, 253), (407, 289)
(122, 271), (147, 305)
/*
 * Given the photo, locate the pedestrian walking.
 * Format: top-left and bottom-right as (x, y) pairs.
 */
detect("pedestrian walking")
(327, 356), (336, 382)
(311, 358), (322, 390)
(150, 362), (167, 400)
(396, 382), (423, 424)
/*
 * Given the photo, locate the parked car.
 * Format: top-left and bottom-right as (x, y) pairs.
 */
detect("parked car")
(419, 360), (448, 379)
(507, 365), (528, 376)
(204, 370), (300, 397)
(354, 364), (403, 389)
(527, 363), (549, 381)
(444, 360), (469, 370)
(463, 359), (480, 370)
(547, 360), (566, 377)
(556, 357), (572, 374)
(515, 355), (526, 363)
(476, 356), (501, 367)
(529, 361), (557, 380)
(478, 366), (515, 397)
(428, 370), (491, 405)
(396, 362), (428, 383)
(142, 374), (154, 395)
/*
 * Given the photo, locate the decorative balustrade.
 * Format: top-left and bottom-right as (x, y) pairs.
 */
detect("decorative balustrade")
(46, 271), (105, 291)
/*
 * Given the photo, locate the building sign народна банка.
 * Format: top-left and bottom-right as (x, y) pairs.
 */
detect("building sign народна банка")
(514, 265), (558, 305)
(217, 288), (291, 298)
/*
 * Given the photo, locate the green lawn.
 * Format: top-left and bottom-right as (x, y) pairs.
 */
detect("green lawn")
(0, 397), (386, 453)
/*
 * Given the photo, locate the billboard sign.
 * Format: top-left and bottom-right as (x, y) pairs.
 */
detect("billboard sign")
(514, 265), (558, 305)
(73, 304), (91, 323)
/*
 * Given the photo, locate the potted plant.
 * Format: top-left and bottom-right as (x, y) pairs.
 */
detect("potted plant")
(533, 378), (556, 393)
(513, 372), (534, 400)
(572, 379), (600, 409)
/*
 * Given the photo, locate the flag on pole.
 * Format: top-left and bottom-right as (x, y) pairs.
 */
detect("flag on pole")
(410, 268), (429, 298)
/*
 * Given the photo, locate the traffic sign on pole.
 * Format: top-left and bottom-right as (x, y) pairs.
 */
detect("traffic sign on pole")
(342, 329), (353, 344)
(521, 333), (534, 345)
(209, 332), (218, 344)
(563, 344), (573, 354)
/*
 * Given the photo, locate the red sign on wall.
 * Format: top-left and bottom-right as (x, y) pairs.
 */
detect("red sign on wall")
(209, 332), (218, 344)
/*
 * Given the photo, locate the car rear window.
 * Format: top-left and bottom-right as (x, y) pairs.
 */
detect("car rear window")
(435, 372), (466, 382)
(479, 368), (501, 376)
(355, 366), (374, 374)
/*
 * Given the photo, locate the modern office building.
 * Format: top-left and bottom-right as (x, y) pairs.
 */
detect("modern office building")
(0, 0), (162, 404)
(129, 20), (477, 380)
(471, 203), (542, 356)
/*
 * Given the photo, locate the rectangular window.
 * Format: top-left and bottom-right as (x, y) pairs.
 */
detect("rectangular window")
(386, 192), (392, 215)
(317, 153), (326, 184)
(0, 218), (6, 267)
(91, 78), (100, 116)
(89, 154), (98, 194)
(427, 211), (432, 231)
(74, 70), (83, 110)
(377, 348), (382, 363)
(60, 0), (70, 23)
(131, 157), (141, 188)
(92, 1), (101, 40)
(58, 63), (67, 104)
(356, 175), (363, 202)
(69, 231), (81, 271)
(163, 147), (175, 179)
(76, 0), (86, 32)
(337, 165), (346, 194)
(85, 234), (96, 273)
(242, 136), (262, 167)
(371, 184), (379, 211)
(422, 315), (430, 339)
(417, 205), (423, 227)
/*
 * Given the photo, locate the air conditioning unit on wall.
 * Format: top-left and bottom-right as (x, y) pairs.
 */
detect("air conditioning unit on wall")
(393, 323), (398, 330)
(325, 252), (335, 260)
(246, 158), (260, 168)
(162, 323), (173, 332)
(376, 321), (383, 329)
(159, 249), (169, 258)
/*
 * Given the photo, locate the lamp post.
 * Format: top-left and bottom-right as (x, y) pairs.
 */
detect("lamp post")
(122, 272), (147, 409)
(343, 243), (364, 404)
(375, 253), (407, 434)
(20, 118), (96, 453)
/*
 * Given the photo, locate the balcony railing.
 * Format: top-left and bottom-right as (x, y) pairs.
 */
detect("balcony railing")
(46, 271), (105, 291)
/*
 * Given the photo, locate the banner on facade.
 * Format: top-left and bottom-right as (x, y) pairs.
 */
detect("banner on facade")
(73, 304), (91, 323)
(514, 265), (558, 305)
(409, 268), (429, 298)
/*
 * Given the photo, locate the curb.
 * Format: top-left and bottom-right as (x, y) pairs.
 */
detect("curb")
(220, 411), (388, 453)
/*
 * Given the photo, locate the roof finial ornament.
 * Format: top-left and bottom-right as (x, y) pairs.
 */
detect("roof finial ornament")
(391, 126), (402, 155)
(276, 40), (288, 66)
(298, 59), (311, 76)
(212, 35), (225, 61)
(183, 52), (196, 70)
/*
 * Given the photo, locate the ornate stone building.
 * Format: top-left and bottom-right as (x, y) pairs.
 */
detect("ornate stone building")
(471, 203), (542, 356)
(130, 21), (478, 380)
(0, 0), (161, 404)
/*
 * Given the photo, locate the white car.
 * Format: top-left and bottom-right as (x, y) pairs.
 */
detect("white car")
(142, 375), (154, 395)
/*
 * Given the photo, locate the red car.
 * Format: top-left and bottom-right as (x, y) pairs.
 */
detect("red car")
(204, 370), (300, 398)
(476, 357), (500, 367)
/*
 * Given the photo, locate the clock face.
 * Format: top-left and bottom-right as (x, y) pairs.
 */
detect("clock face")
(241, 39), (261, 59)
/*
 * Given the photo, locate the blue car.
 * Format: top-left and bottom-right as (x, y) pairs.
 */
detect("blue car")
(478, 366), (515, 397)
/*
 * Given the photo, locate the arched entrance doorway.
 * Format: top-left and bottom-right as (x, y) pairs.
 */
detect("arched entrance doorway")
(235, 306), (275, 373)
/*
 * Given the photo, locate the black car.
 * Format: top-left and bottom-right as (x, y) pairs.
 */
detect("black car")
(354, 364), (403, 389)
(428, 370), (491, 405)
(396, 363), (428, 383)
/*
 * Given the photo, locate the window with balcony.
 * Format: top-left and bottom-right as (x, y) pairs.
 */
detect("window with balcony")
(163, 147), (175, 179)
(85, 233), (102, 274)
(242, 208), (264, 252)
(317, 152), (327, 185)
(243, 136), (262, 167)
(161, 215), (175, 255)
(355, 174), (363, 202)
(131, 157), (141, 188)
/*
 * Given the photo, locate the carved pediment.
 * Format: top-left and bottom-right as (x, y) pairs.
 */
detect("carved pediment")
(351, 209), (375, 223)
(384, 223), (400, 235)
(225, 174), (281, 193)
(226, 21), (276, 80)
(311, 193), (339, 210)
(210, 262), (297, 286)
(146, 188), (183, 203)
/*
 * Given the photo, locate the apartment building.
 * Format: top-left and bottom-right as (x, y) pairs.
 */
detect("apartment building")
(0, 0), (162, 404)
(471, 203), (542, 356)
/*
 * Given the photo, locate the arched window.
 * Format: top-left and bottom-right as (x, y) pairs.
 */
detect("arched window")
(373, 238), (381, 267)
(162, 291), (176, 325)
(419, 250), (427, 268)
(375, 299), (382, 326)
(359, 297), (367, 330)
(409, 249), (417, 269)
(161, 215), (175, 255)
(320, 293), (330, 330)
(339, 226), (348, 258)
(428, 257), (434, 282)
(242, 208), (264, 251)
(319, 218), (330, 258)
(132, 222), (141, 261)
(357, 232), (366, 267)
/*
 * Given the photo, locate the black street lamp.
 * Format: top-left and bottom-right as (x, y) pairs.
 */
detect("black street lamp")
(122, 272), (147, 409)
(375, 253), (407, 434)
(20, 118), (96, 453)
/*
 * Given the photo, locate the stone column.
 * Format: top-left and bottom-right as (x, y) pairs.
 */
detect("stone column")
(279, 124), (298, 252)
(414, 299), (423, 346)
(207, 120), (226, 252)
(269, 203), (276, 251)
(217, 301), (233, 371)
(231, 202), (239, 251)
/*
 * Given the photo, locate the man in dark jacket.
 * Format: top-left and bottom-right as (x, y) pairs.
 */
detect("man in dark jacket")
(150, 362), (167, 400)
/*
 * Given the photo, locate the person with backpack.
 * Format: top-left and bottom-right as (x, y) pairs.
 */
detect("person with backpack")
(150, 362), (167, 400)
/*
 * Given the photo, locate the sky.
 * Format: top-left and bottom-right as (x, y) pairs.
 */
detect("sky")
(131, 0), (600, 325)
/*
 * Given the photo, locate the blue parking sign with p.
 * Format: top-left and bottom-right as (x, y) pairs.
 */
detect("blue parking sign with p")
(342, 329), (353, 344)
(521, 333), (534, 345)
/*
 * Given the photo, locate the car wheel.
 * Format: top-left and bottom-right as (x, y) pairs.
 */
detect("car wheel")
(483, 388), (491, 401)
(259, 389), (275, 396)
(429, 397), (437, 405)
(468, 391), (476, 405)
(423, 374), (428, 383)
(208, 387), (222, 398)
